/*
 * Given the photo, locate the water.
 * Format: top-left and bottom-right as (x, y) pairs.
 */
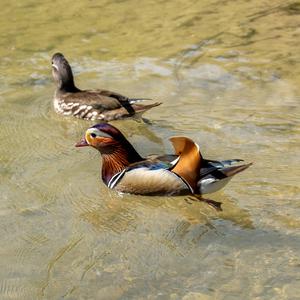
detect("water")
(0, 0), (300, 299)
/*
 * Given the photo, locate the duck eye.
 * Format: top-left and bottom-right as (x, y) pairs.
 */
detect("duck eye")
(90, 133), (97, 138)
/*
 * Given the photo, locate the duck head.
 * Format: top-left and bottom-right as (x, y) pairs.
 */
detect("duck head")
(76, 123), (143, 184)
(51, 52), (78, 92)
(76, 123), (140, 156)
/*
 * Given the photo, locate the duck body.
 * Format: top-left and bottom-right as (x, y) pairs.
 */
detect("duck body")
(51, 53), (161, 121)
(108, 160), (190, 196)
(108, 157), (249, 196)
(76, 123), (252, 197)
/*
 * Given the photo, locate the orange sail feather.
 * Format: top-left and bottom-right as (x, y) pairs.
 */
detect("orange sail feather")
(169, 136), (202, 193)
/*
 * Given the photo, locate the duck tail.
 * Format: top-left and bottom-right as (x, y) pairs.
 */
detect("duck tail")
(221, 162), (253, 177)
(131, 102), (162, 116)
(129, 98), (154, 104)
(212, 159), (244, 167)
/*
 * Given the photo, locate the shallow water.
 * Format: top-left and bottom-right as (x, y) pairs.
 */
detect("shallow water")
(0, 0), (300, 299)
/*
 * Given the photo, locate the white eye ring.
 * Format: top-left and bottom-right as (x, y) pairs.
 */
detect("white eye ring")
(52, 63), (58, 71)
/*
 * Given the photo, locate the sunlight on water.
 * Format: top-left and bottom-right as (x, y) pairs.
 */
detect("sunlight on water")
(0, 0), (299, 299)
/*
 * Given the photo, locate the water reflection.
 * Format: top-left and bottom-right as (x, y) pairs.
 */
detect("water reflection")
(78, 188), (254, 239)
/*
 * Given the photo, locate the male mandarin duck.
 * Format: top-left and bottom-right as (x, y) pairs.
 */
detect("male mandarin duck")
(76, 123), (252, 210)
(51, 53), (161, 121)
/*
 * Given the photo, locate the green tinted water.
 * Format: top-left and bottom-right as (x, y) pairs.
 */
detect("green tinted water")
(0, 0), (299, 299)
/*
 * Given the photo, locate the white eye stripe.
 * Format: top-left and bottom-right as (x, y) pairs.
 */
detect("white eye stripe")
(86, 128), (112, 138)
(52, 63), (59, 70)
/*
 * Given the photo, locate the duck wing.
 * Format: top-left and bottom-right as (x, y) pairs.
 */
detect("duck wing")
(92, 89), (136, 114)
(58, 89), (161, 120)
(60, 90), (127, 110)
(149, 140), (251, 195)
(148, 153), (250, 187)
(95, 89), (155, 113)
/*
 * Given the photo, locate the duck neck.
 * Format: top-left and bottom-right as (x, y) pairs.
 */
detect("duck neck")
(58, 76), (80, 93)
(57, 66), (80, 93)
(100, 142), (143, 186)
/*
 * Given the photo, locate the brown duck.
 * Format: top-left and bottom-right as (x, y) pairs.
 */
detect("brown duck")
(51, 53), (161, 121)
(76, 123), (252, 210)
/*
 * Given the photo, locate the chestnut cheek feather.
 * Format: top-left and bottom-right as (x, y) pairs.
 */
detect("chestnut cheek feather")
(83, 134), (111, 148)
(93, 136), (114, 147)
(85, 134), (101, 146)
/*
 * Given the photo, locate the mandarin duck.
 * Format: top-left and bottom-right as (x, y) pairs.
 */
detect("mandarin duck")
(51, 53), (161, 121)
(76, 123), (252, 210)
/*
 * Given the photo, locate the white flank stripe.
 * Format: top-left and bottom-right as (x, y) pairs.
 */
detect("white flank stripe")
(108, 170), (126, 189)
